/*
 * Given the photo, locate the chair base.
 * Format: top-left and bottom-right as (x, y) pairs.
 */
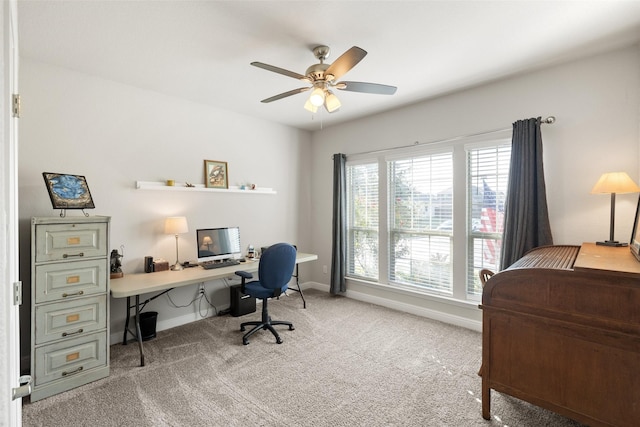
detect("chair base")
(240, 298), (294, 345)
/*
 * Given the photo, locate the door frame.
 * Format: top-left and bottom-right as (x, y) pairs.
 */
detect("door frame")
(2, 0), (21, 425)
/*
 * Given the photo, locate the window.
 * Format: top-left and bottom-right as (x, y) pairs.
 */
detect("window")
(346, 162), (379, 280)
(388, 152), (453, 294)
(466, 144), (511, 297)
(346, 134), (510, 302)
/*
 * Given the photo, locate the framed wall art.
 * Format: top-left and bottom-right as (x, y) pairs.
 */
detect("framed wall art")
(42, 172), (95, 214)
(204, 160), (228, 189)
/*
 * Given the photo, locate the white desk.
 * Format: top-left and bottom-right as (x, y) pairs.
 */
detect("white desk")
(110, 252), (318, 366)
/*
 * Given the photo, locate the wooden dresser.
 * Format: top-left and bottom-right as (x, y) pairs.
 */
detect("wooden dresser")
(30, 216), (110, 401)
(481, 243), (640, 426)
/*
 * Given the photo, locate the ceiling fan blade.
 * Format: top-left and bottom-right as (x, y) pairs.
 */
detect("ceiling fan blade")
(337, 81), (397, 95)
(325, 46), (367, 81)
(260, 87), (310, 103)
(251, 62), (310, 81)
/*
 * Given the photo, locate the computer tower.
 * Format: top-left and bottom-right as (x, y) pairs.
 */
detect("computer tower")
(230, 284), (256, 317)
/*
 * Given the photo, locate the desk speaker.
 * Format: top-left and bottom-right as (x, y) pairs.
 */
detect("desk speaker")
(230, 284), (256, 317)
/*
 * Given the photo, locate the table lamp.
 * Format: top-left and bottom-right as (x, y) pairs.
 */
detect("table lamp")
(591, 172), (640, 247)
(164, 216), (189, 270)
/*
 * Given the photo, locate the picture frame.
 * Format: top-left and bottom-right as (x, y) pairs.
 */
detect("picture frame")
(204, 160), (228, 189)
(42, 172), (95, 210)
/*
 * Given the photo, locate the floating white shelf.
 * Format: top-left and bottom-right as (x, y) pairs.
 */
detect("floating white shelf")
(135, 181), (276, 194)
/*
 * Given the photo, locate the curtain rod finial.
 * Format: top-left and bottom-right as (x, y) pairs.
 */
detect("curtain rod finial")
(542, 116), (556, 124)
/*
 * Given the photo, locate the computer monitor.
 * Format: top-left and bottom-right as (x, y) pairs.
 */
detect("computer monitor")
(196, 227), (241, 263)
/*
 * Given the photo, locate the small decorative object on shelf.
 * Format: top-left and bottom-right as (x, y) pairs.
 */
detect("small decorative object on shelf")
(166, 179), (175, 186)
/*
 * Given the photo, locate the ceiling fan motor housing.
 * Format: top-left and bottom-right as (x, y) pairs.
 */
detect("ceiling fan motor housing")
(305, 63), (330, 82)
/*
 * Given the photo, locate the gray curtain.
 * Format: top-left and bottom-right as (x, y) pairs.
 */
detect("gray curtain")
(499, 117), (553, 269)
(330, 153), (347, 294)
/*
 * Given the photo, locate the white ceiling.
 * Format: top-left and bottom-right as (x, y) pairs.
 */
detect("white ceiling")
(18, 0), (640, 131)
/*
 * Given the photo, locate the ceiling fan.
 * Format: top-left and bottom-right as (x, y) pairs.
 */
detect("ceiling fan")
(251, 45), (397, 113)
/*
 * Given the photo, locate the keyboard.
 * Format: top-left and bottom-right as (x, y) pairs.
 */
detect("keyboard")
(200, 259), (241, 270)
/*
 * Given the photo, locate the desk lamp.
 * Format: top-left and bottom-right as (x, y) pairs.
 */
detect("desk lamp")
(165, 216), (189, 270)
(591, 172), (640, 247)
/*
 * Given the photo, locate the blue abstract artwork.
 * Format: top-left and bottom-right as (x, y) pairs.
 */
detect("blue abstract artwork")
(43, 173), (95, 209)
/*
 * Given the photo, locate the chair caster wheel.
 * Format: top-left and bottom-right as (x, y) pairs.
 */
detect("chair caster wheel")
(240, 326), (245, 332)
(289, 326), (295, 331)
(243, 340), (249, 345)
(276, 338), (283, 344)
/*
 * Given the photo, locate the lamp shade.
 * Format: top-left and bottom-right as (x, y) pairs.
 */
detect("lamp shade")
(304, 98), (318, 113)
(325, 91), (341, 112)
(591, 172), (640, 194)
(309, 87), (325, 107)
(164, 216), (189, 235)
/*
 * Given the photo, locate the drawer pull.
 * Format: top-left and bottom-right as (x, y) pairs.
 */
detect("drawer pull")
(62, 366), (83, 377)
(63, 252), (84, 258)
(61, 290), (84, 298)
(62, 329), (83, 337)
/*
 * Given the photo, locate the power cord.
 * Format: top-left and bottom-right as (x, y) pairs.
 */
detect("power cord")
(199, 286), (219, 317)
(165, 282), (222, 318)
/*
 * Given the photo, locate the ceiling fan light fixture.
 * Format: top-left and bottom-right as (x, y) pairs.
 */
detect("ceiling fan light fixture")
(309, 86), (325, 107)
(253, 45), (397, 115)
(325, 91), (341, 112)
(304, 98), (318, 113)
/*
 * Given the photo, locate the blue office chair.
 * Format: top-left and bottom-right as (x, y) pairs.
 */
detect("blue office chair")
(234, 243), (297, 345)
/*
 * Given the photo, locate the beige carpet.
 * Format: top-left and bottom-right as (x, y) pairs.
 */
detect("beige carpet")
(22, 289), (583, 427)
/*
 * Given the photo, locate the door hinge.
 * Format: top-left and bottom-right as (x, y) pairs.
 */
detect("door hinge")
(12, 93), (20, 118)
(13, 281), (22, 305)
(12, 375), (32, 400)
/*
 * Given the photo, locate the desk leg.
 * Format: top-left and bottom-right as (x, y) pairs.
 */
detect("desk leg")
(291, 264), (306, 309)
(123, 296), (131, 345)
(135, 295), (145, 367)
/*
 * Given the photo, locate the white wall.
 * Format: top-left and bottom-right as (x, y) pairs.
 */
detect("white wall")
(18, 59), (312, 361)
(307, 45), (640, 329)
(18, 44), (640, 363)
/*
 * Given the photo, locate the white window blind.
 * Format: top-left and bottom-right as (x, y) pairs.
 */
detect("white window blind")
(346, 162), (379, 280)
(388, 152), (453, 294)
(466, 143), (511, 296)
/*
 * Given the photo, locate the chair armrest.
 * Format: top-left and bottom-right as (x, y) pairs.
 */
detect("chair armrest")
(235, 271), (253, 280)
(235, 270), (253, 293)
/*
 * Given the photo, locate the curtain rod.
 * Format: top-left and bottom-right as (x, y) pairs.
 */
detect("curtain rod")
(344, 116), (556, 158)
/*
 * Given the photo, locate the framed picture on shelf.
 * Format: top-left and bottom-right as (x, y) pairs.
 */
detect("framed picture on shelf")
(204, 160), (228, 189)
(42, 172), (95, 210)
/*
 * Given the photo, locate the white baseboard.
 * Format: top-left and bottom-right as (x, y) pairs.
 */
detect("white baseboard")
(109, 306), (230, 345)
(304, 281), (482, 332)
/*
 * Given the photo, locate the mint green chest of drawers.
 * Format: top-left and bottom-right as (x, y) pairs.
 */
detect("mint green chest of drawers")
(30, 216), (111, 401)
